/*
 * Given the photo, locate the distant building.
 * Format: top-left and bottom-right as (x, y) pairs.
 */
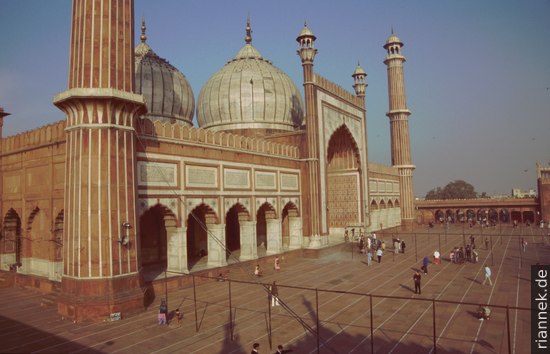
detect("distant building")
(511, 188), (536, 198)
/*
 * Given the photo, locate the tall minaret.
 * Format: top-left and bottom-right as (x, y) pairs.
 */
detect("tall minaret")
(53, 0), (146, 321)
(297, 23), (324, 246)
(383, 32), (416, 227)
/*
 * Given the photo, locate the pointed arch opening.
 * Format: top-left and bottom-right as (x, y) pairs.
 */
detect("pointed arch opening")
(26, 207), (49, 276)
(139, 204), (177, 276)
(186, 203), (217, 270)
(326, 125), (362, 229)
(281, 202), (300, 248)
(256, 202), (276, 257)
(225, 204), (250, 261)
(3, 209), (22, 269)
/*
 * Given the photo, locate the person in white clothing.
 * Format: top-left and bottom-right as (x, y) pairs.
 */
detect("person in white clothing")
(482, 265), (493, 286)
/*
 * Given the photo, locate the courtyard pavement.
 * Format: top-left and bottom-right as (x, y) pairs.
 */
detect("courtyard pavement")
(0, 224), (546, 353)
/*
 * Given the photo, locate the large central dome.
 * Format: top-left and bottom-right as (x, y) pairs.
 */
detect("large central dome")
(196, 19), (304, 134)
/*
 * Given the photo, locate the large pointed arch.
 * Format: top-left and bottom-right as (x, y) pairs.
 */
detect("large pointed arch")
(139, 204), (177, 274)
(225, 203), (250, 260)
(186, 203), (218, 269)
(3, 208), (22, 268)
(26, 207), (49, 276)
(326, 125), (362, 229)
(256, 202), (276, 255)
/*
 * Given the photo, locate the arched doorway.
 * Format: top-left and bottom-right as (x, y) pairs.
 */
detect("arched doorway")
(281, 202), (300, 249)
(139, 204), (176, 273)
(256, 203), (276, 256)
(499, 209), (510, 223)
(326, 125), (361, 230)
(26, 207), (49, 276)
(186, 204), (216, 269)
(225, 204), (249, 261)
(53, 210), (64, 280)
(3, 209), (22, 269)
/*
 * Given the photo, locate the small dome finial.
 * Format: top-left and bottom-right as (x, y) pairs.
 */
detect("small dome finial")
(245, 16), (252, 44)
(140, 16), (147, 43)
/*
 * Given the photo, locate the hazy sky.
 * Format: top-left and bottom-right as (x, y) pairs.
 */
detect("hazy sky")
(1, 0), (549, 197)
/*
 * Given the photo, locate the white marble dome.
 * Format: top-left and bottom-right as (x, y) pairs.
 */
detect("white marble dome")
(196, 20), (304, 133)
(135, 21), (194, 125)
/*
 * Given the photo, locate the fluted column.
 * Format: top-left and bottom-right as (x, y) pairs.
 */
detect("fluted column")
(53, 0), (146, 322)
(384, 34), (415, 225)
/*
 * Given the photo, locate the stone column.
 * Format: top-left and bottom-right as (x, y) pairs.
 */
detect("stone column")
(239, 221), (257, 261)
(266, 218), (283, 255)
(167, 227), (188, 274)
(288, 216), (303, 250)
(206, 223), (227, 267)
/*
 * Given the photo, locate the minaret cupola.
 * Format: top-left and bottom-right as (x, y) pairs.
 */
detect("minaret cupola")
(296, 22), (317, 64)
(352, 62), (367, 97)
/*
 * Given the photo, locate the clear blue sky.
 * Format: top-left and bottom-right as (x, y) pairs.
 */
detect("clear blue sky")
(1, 0), (549, 197)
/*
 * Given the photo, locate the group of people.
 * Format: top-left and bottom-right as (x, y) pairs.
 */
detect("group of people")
(251, 343), (291, 354)
(358, 233), (407, 266)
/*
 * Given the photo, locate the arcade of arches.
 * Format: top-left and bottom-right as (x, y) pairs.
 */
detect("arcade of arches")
(415, 198), (540, 225)
(137, 201), (301, 274)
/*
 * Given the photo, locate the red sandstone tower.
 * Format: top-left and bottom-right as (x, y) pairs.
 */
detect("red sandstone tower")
(53, 0), (146, 321)
(297, 24), (323, 244)
(383, 32), (416, 227)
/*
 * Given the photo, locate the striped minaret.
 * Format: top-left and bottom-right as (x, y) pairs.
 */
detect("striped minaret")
(297, 23), (324, 245)
(53, 0), (146, 321)
(383, 32), (416, 227)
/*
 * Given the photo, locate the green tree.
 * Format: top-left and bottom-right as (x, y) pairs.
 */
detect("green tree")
(425, 180), (478, 200)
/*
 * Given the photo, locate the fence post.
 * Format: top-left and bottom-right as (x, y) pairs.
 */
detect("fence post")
(506, 305), (511, 354)
(228, 280), (234, 341)
(370, 294), (374, 354)
(193, 275), (198, 333)
(414, 233), (418, 263)
(432, 299), (437, 354)
(268, 283), (272, 349)
(316, 288), (320, 354)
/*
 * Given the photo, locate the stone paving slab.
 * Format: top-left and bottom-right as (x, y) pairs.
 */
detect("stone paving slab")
(0, 225), (546, 353)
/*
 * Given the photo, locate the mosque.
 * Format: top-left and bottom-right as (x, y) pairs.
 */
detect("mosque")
(0, 0), (416, 321)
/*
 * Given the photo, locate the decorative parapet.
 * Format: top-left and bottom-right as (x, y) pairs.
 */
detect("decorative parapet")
(1, 120), (66, 154)
(368, 163), (399, 177)
(137, 118), (300, 159)
(314, 74), (365, 108)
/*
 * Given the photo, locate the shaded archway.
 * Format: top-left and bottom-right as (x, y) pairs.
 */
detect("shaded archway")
(326, 125), (361, 229)
(256, 203), (276, 253)
(139, 204), (176, 270)
(3, 209), (22, 268)
(26, 207), (49, 276)
(225, 204), (249, 260)
(186, 203), (217, 269)
(499, 209), (510, 223)
(52, 210), (64, 280)
(281, 202), (300, 249)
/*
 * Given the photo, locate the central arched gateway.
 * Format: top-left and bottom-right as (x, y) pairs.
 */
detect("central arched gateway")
(326, 125), (361, 229)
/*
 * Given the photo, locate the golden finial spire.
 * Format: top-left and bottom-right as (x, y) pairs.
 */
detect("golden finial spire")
(140, 16), (147, 43)
(245, 15), (252, 44)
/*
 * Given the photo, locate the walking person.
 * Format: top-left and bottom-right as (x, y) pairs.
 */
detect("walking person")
(158, 299), (168, 325)
(367, 251), (373, 266)
(521, 238), (527, 252)
(413, 270), (422, 294)
(482, 265), (493, 286)
(270, 281), (280, 307)
(485, 237), (489, 250)
(433, 250), (440, 265)
(175, 308), (182, 326)
(376, 248), (383, 263)
(401, 240), (406, 254)
(251, 342), (260, 354)
(274, 256), (281, 271)
(422, 256), (429, 275)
